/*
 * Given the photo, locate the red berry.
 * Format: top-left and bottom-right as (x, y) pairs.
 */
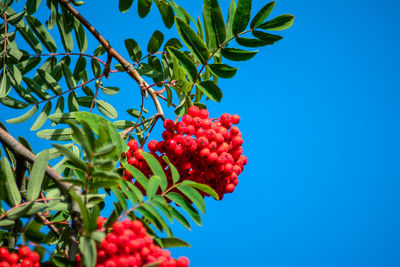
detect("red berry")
(30, 252), (40, 263)
(188, 106), (200, 117)
(182, 114), (192, 125)
(231, 114), (240, 124)
(163, 119), (175, 131)
(0, 248), (9, 260)
(128, 139), (139, 151)
(199, 109), (209, 119)
(177, 256), (190, 267)
(225, 183), (235, 193)
(0, 262), (9, 267)
(148, 140), (158, 152)
(18, 246), (31, 259)
(8, 253), (19, 264)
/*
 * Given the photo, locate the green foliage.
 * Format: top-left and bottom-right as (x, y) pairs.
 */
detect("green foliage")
(0, 0), (294, 264)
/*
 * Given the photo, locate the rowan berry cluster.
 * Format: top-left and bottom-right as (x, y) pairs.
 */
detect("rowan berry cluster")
(76, 217), (189, 267)
(123, 106), (247, 199)
(0, 246), (41, 267)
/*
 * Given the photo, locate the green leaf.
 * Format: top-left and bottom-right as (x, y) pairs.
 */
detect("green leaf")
(166, 192), (201, 226)
(6, 105), (38, 124)
(196, 80), (222, 102)
(23, 77), (50, 100)
(111, 187), (128, 210)
(221, 47), (258, 61)
(177, 185), (206, 214)
(56, 13), (73, 52)
(0, 96), (29, 109)
(203, 0), (226, 49)
(15, 23), (42, 54)
(167, 47), (197, 83)
(259, 14), (295, 31)
(208, 63), (238, 78)
(119, 0), (134, 13)
(30, 101), (52, 131)
(61, 63), (76, 90)
(250, 1), (275, 29)
(125, 38), (142, 62)
(175, 17), (210, 64)
(142, 152), (168, 191)
(142, 203), (172, 236)
(27, 150), (49, 201)
(69, 189), (96, 232)
(25, 15), (57, 53)
(232, 0), (252, 34)
(181, 180), (219, 200)
(121, 161), (148, 190)
(154, 0), (174, 29)
(147, 176), (161, 198)
(79, 236), (96, 267)
(68, 91), (79, 112)
(74, 20), (88, 53)
(26, 0), (42, 15)
(7, 201), (35, 219)
(18, 57), (41, 75)
(164, 38), (183, 51)
(236, 37), (270, 47)
(0, 157), (21, 206)
(162, 155), (179, 184)
(48, 112), (79, 124)
(147, 30), (164, 54)
(138, 0), (152, 18)
(96, 100), (118, 119)
(226, 0), (237, 40)
(100, 86), (120, 96)
(37, 69), (62, 94)
(7, 10), (26, 26)
(113, 120), (135, 129)
(52, 143), (88, 171)
(37, 128), (73, 141)
(0, 69), (10, 98)
(73, 56), (87, 82)
(0, 219), (15, 227)
(91, 59), (101, 77)
(46, 0), (58, 30)
(252, 30), (283, 44)
(69, 123), (93, 157)
(159, 237), (191, 248)
(169, 205), (191, 230)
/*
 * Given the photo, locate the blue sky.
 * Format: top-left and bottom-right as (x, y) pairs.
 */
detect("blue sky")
(2, 0), (400, 266)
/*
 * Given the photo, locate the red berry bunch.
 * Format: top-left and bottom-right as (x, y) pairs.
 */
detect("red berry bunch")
(0, 246), (41, 267)
(77, 217), (189, 267)
(123, 106), (247, 200)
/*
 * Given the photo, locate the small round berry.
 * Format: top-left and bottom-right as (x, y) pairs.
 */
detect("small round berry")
(134, 148), (144, 160)
(199, 109), (209, 119)
(18, 246), (31, 259)
(0, 261), (10, 267)
(0, 248), (9, 260)
(186, 125), (196, 136)
(105, 259), (117, 267)
(231, 114), (240, 124)
(162, 131), (174, 141)
(225, 183), (235, 193)
(201, 119), (212, 129)
(175, 122), (187, 134)
(20, 259), (32, 267)
(230, 126), (241, 136)
(220, 113), (231, 125)
(188, 106), (200, 117)
(231, 135), (243, 147)
(165, 139), (177, 151)
(163, 119), (175, 131)
(8, 253), (19, 264)
(128, 156), (139, 166)
(200, 148), (211, 159)
(177, 256), (190, 267)
(128, 139), (139, 151)
(148, 140), (158, 153)
(30, 252), (40, 263)
(182, 114), (192, 125)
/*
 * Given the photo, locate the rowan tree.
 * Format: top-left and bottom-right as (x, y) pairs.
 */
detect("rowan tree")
(0, 0), (294, 266)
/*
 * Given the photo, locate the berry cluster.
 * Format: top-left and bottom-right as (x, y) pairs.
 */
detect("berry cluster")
(0, 246), (41, 267)
(77, 217), (189, 267)
(123, 106), (247, 199)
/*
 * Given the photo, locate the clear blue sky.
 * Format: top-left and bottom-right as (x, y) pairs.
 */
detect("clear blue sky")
(2, 1), (400, 266)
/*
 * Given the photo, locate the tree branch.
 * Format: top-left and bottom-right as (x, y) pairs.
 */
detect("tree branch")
(58, 0), (164, 118)
(0, 127), (80, 260)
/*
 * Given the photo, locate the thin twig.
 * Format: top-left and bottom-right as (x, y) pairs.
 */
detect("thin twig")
(32, 52), (107, 65)
(89, 54), (112, 112)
